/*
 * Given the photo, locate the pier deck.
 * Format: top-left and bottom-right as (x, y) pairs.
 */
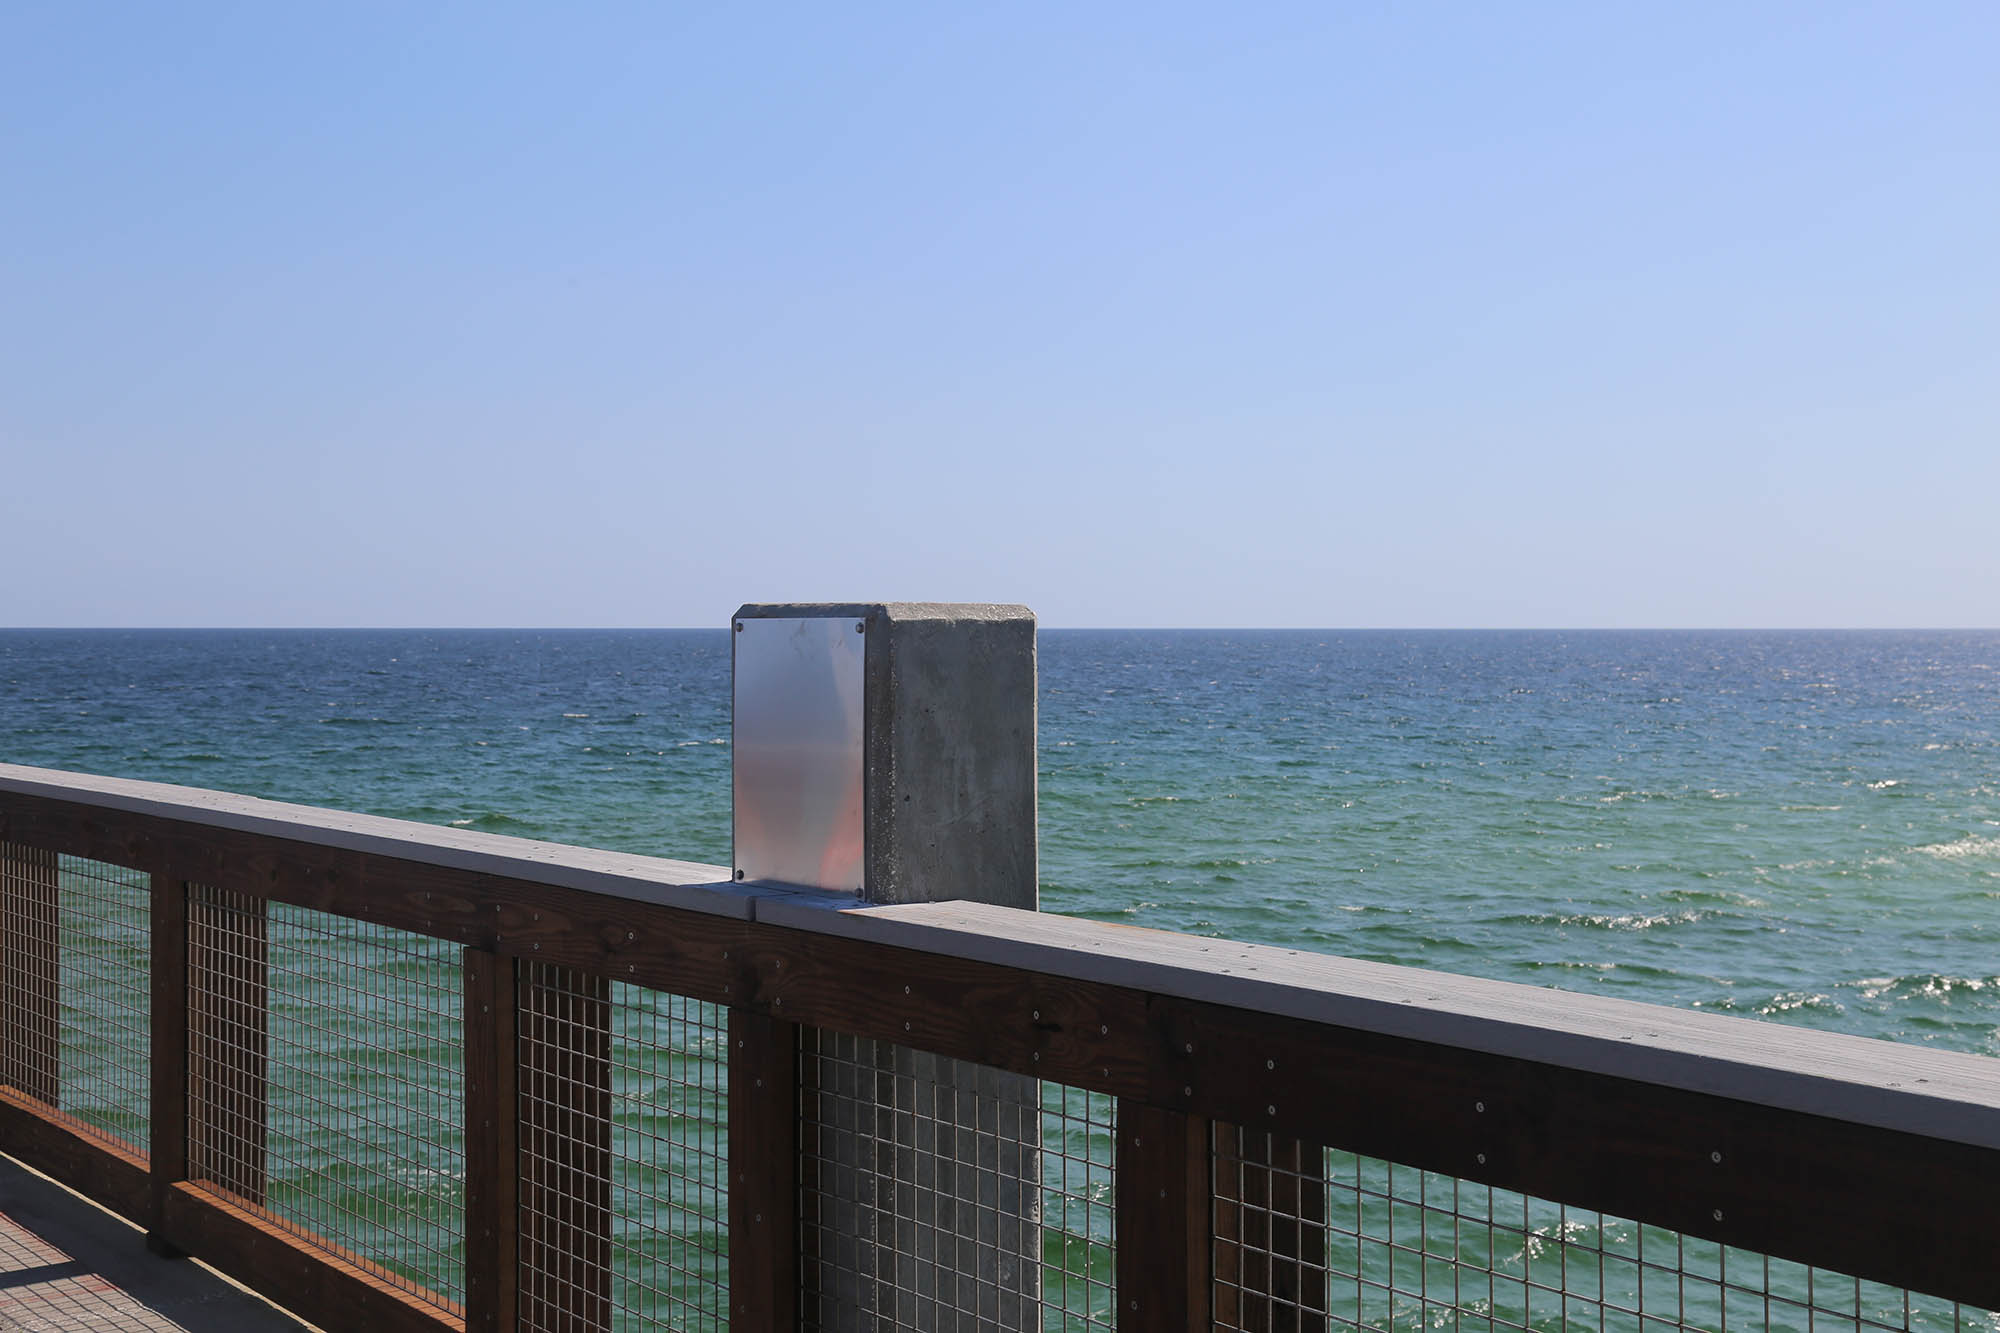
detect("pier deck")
(0, 1153), (312, 1332)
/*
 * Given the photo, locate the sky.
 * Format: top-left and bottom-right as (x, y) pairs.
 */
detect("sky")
(3, 3), (1995, 629)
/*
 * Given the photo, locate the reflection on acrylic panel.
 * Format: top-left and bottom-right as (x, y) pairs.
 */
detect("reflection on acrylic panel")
(731, 615), (866, 893)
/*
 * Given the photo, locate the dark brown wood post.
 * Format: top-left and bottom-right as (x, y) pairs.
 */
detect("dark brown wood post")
(1117, 1100), (1212, 1330)
(1212, 1123), (1328, 1333)
(728, 1008), (799, 1332)
(147, 873), (190, 1256)
(0, 842), (60, 1106)
(517, 961), (612, 1333)
(464, 947), (520, 1333)
(187, 884), (268, 1205)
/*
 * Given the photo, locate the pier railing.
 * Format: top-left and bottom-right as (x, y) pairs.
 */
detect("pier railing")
(3, 762), (1998, 1332)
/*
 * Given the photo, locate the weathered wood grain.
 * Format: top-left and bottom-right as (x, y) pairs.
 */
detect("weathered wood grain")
(148, 872), (190, 1254)
(462, 948), (518, 1333)
(1117, 1101), (1211, 1330)
(729, 1008), (799, 1332)
(0, 1087), (151, 1223)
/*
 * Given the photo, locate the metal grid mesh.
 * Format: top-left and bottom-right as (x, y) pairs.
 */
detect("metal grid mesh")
(517, 965), (730, 1333)
(1038, 1081), (1116, 1332)
(187, 888), (465, 1311)
(0, 843), (60, 1108)
(56, 856), (151, 1153)
(799, 1030), (1116, 1332)
(1212, 1136), (2000, 1333)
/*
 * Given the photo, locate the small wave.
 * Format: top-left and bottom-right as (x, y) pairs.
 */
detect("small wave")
(1703, 991), (1844, 1017)
(1519, 908), (1713, 931)
(562, 713), (589, 719)
(1911, 835), (2000, 861)
(1853, 974), (1997, 1001)
(1866, 779), (1902, 791)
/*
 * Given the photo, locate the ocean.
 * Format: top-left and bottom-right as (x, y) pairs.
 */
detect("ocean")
(5, 627), (1995, 1054)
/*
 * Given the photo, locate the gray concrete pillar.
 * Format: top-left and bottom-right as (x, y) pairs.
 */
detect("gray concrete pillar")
(733, 602), (1040, 1331)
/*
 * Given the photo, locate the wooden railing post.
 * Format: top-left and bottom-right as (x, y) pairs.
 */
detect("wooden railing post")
(464, 948), (519, 1333)
(517, 962), (612, 1333)
(729, 1008), (799, 1332)
(187, 885), (269, 1205)
(0, 842), (60, 1106)
(148, 873), (191, 1255)
(1117, 1100), (1212, 1329)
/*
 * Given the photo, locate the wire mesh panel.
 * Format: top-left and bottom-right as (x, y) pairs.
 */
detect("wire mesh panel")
(188, 890), (465, 1312)
(519, 962), (613, 1329)
(1038, 1082), (1116, 1332)
(517, 965), (729, 1333)
(0, 842), (59, 1106)
(187, 884), (267, 1203)
(799, 1029), (1116, 1332)
(1211, 1137), (2000, 1333)
(55, 856), (150, 1153)
(611, 982), (729, 1331)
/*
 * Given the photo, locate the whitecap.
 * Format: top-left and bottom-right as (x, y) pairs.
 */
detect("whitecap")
(1912, 836), (2000, 861)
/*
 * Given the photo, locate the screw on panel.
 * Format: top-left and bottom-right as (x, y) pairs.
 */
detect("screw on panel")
(1712, 1150), (1723, 1163)
(1477, 1153), (1487, 1165)
(1475, 1101), (1485, 1113)
(856, 622), (866, 633)
(1713, 1209), (1724, 1221)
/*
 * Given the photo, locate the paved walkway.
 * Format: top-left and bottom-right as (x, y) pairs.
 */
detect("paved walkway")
(0, 1155), (314, 1333)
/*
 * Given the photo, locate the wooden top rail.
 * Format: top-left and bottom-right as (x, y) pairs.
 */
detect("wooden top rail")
(0, 763), (746, 915)
(7, 761), (1996, 1147)
(5, 761), (1999, 1304)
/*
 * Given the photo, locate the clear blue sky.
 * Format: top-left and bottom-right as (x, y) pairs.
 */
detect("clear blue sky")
(3, 3), (1994, 628)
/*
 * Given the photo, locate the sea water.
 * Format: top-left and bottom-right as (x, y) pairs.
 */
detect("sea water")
(5, 627), (1996, 1054)
(8, 627), (1999, 1324)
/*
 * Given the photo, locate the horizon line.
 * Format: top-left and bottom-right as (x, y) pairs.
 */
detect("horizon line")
(4, 625), (1997, 634)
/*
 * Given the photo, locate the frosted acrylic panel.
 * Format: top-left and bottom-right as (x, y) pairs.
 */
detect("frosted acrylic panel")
(733, 616), (866, 892)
